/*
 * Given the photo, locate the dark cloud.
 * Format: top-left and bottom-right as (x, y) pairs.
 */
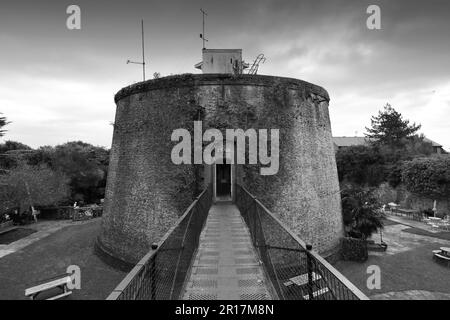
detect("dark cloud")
(0, 0), (449, 149)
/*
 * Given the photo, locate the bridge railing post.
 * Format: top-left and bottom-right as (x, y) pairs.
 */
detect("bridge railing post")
(306, 244), (314, 300)
(150, 243), (158, 299)
(252, 196), (258, 246)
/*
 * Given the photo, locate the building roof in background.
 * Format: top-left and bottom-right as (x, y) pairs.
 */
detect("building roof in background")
(422, 137), (442, 147)
(332, 137), (372, 147)
(332, 136), (443, 147)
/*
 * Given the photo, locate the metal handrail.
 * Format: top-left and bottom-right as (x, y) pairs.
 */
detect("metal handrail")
(236, 184), (369, 300)
(107, 185), (212, 300)
(107, 183), (368, 300)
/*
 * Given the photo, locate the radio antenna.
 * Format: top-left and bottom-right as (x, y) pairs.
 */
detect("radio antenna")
(127, 19), (146, 81)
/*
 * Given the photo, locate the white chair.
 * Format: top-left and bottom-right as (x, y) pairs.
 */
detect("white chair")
(439, 220), (450, 231)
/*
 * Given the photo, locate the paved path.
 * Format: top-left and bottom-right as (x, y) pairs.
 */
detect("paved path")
(371, 290), (450, 300)
(183, 202), (273, 300)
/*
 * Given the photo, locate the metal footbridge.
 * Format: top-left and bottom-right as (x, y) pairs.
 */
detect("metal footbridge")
(107, 185), (368, 300)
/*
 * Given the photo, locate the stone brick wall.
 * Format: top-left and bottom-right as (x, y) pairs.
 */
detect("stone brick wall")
(376, 182), (450, 217)
(99, 74), (343, 263)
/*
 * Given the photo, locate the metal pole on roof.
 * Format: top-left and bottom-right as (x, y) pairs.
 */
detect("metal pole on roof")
(141, 19), (146, 81)
(200, 9), (208, 49)
(127, 19), (146, 81)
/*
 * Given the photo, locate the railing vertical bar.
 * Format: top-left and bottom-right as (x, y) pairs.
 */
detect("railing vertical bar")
(306, 247), (314, 300)
(150, 253), (157, 299)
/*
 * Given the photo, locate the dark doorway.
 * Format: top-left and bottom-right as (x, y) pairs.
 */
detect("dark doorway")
(216, 163), (231, 197)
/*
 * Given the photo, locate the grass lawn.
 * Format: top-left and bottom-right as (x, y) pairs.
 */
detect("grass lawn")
(381, 219), (399, 227)
(0, 228), (37, 245)
(0, 219), (126, 300)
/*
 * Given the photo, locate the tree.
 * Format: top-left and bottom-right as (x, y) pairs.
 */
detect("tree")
(336, 138), (437, 189)
(25, 145), (54, 167)
(0, 140), (110, 208)
(0, 162), (70, 216)
(49, 141), (109, 204)
(0, 113), (9, 137)
(365, 104), (421, 148)
(0, 141), (32, 153)
(336, 145), (385, 186)
(404, 134), (434, 156)
(341, 187), (385, 240)
(15, 141), (109, 204)
(0, 141), (33, 169)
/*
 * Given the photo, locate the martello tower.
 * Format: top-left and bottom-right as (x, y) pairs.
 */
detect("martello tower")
(97, 49), (343, 264)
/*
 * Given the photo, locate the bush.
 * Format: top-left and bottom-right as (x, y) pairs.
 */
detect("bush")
(402, 156), (450, 199)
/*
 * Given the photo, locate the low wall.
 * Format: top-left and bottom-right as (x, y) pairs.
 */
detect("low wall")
(0, 221), (13, 232)
(340, 238), (368, 262)
(375, 183), (449, 217)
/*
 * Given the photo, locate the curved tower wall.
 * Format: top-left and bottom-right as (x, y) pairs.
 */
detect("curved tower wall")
(99, 74), (343, 263)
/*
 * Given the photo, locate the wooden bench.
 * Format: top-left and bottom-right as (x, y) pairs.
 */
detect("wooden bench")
(283, 272), (330, 300)
(25, 275), (73, 300)
(303, 287), (330, 300)
(433, 251), (450, 267)
(283, 272), (322, 287)
(435, 253), (450, 261)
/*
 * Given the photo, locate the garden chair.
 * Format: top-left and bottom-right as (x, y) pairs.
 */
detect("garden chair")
(439, 218), (450, 231)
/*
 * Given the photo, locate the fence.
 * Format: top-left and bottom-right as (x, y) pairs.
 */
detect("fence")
(388, 208), (423, 221)
(235, 184), (368, 300)
(72, 206), (103, 221)
(107, 185), (213, 300)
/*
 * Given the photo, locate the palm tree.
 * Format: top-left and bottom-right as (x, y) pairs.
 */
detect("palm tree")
(0, 113), (9, 137)
(341, 187), (385, 240)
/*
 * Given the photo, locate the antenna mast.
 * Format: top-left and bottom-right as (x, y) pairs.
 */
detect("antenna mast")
(127, 19), (146, 81)
(200, 9), (208, 49)
(141, 19), (145, 81)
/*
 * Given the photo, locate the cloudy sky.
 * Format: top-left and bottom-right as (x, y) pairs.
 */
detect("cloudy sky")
(1, 0), (449, 150)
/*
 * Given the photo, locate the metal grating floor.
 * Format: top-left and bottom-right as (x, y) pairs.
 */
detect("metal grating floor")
(182, 202), (273, 300)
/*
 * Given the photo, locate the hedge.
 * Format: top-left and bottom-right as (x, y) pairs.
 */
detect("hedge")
(402, 156), (450, 199)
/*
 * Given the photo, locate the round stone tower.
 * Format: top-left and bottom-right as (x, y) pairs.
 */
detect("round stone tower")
(98, 73), (343, 264)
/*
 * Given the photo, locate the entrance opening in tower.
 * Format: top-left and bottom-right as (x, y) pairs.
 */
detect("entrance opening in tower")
(216, 163), (231, 197)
